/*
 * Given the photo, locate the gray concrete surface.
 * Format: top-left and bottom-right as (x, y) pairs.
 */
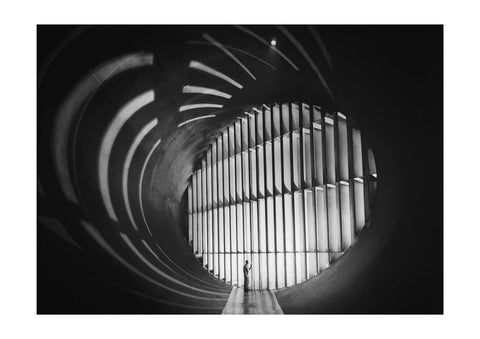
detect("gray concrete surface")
(223, 288), (283, 314)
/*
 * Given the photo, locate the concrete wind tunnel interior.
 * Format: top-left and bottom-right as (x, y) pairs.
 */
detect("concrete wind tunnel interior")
(37, 25), (443, 314)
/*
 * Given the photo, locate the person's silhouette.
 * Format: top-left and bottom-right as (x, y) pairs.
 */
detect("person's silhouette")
(243, 260), (252, 292)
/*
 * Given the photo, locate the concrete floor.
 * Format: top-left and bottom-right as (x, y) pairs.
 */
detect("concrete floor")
(222, 288), (284, 314)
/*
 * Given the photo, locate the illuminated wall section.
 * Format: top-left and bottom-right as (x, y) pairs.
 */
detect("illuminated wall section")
(187, 103), (377, 290)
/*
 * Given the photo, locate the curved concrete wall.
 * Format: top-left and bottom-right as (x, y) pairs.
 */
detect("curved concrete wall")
(37, 25), (443, 313)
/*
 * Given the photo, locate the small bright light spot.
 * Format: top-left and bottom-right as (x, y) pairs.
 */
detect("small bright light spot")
(270, 39), (277, 46)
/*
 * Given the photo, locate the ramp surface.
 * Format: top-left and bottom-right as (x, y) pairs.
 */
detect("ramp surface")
(222, 288), (283, 314)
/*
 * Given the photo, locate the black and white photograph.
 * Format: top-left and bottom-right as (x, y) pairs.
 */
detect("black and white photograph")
(36, 24), (443, 314)
(2, 1), (479, 338)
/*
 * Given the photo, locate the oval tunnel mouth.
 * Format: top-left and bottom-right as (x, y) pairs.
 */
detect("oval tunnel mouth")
(182, 102), (378, 291)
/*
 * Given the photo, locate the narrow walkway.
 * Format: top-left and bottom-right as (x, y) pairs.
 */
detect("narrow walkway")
(222, 288), (284, 314)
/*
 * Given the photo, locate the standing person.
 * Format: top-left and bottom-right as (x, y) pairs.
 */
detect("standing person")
(243, 260), (252, 292)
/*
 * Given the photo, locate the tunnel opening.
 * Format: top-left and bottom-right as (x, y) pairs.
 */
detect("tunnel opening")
(185, 102), (377, 290)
